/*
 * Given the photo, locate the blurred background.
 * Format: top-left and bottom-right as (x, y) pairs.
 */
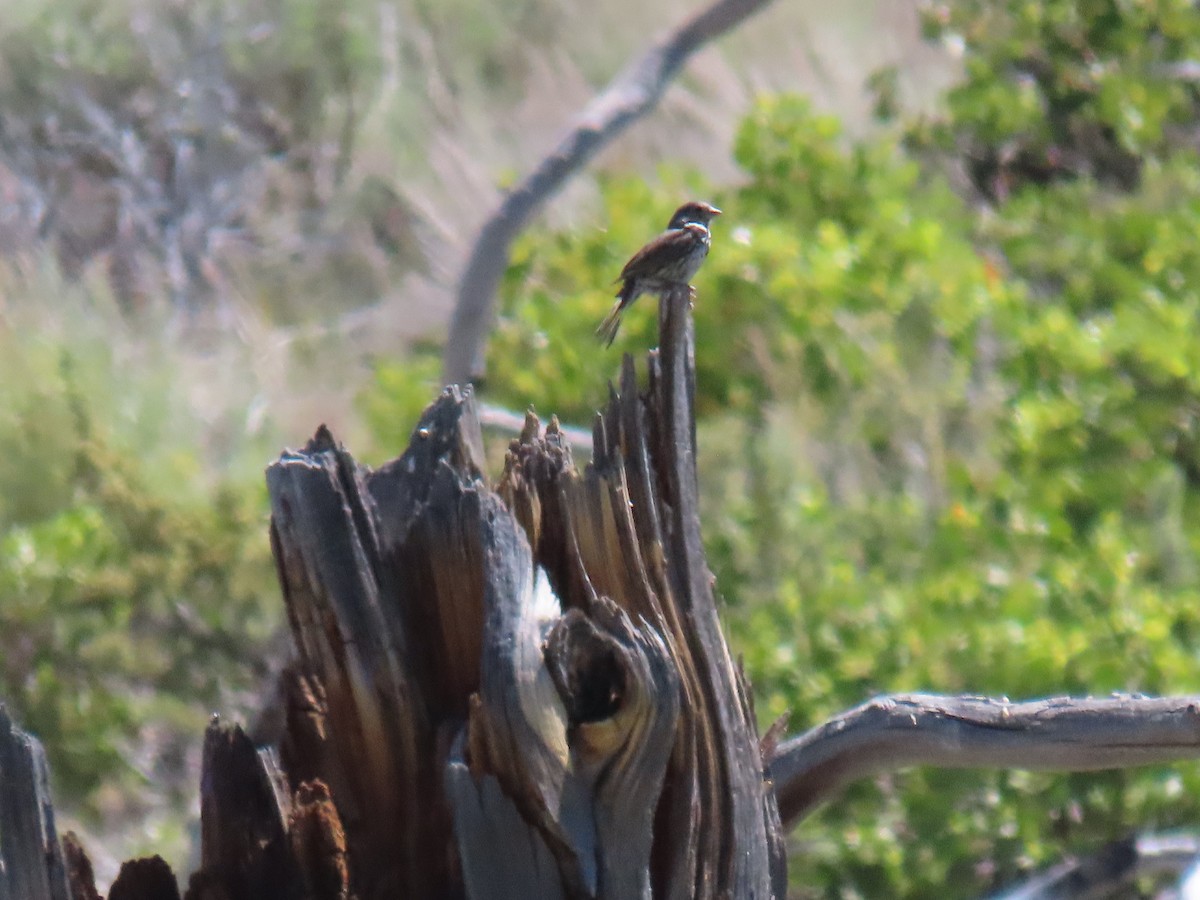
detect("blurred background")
(5, 0), (1200, 895)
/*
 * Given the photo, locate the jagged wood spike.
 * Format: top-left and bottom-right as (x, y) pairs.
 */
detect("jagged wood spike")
(655, 284), (782, 897)
(0, 707), (71, 900)
(193, 721), (304, 900)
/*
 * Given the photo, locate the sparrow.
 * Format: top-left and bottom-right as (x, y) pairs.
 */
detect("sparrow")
(596, 200), (721, 346)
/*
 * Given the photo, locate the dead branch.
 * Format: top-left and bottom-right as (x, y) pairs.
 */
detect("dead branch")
(770, 693), (1200, 827)
(988, 832), (1200, 899)
(441, 0), (777, 385)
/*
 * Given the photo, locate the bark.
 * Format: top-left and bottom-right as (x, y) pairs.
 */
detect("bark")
(108, 858), (180, 900)
(0, 706), (71, 900)
(770, 693), (1200, 827)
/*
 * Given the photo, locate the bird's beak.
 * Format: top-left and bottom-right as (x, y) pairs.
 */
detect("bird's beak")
(706, 204), (722, 216)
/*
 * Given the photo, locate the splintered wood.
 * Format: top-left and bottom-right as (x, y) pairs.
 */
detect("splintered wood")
(261, 287), (783, 898)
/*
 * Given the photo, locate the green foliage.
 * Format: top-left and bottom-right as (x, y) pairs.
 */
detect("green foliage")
(916, 0), (1200, 195)
(367, 1), (1200, 894)
(0, 278), (278, 856)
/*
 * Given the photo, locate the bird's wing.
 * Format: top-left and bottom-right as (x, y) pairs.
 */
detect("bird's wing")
(617, 224), (705, 281)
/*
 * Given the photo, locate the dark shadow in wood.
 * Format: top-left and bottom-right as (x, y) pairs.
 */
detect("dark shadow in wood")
(108, 858), (180, 900)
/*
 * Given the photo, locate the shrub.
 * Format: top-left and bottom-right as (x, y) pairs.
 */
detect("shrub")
(0, 274), (278, 863)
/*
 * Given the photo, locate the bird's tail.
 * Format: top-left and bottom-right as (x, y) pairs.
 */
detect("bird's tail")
(596, 293), (627, 348)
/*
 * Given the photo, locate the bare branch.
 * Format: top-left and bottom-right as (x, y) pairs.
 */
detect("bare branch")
(769, 693), (1200, 828)
(988, 832), (1200, 899)
(442, 0), (777, 386)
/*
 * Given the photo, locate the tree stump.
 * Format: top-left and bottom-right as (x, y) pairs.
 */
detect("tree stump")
(266, 284), (784, 898)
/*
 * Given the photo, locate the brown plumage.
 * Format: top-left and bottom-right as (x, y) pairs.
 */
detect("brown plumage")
(597, 201), (721, 347)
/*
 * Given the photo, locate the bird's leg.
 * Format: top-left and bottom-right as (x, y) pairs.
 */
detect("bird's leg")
(688, 284), (697, 309)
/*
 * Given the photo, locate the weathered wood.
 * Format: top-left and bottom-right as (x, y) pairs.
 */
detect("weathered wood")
(544, 603), (680, 899)
(61, 834), (100, 900)
(108, 857), (179, 900)
(655, 284), (779, 898)
(262, 283), (785, 897)
(0, 706), (71, 900)
(446, 737), (566, 900)
(188, 720), (305, 900)
(287, 780), (350, 900)
(269, 421), (454, 897)
(770, 693), (1200, 827)
(487, 291), (785, 897)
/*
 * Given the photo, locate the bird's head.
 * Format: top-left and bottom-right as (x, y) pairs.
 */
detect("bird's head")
(667, 201), (721, 230)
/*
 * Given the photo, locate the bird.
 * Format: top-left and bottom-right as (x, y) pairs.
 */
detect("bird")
(596, 200), (721, 347)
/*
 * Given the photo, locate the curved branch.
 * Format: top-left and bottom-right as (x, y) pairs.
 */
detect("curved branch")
(769, 693), (1200, 828)
(442, 0), (777, 385)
